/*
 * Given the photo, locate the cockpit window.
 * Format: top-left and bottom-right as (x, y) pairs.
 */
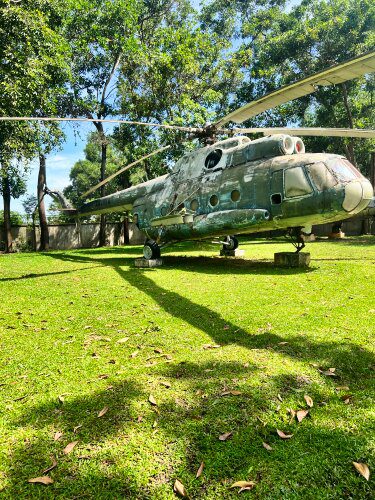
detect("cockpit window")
(325, 158), (359, 182)
(285, 166), (313, 198)
(205, 149), (223, 169)
(306, 162), (337, 191)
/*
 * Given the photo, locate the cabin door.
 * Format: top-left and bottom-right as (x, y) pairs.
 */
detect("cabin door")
(270, 169), (284, 217)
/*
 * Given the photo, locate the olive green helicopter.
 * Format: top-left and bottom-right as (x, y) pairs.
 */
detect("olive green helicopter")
(2, 51), (375, 258)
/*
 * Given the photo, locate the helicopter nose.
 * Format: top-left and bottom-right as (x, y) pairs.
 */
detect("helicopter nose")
(342, 179), (373, 213)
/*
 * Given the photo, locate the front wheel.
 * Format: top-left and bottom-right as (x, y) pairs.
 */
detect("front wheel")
(143, 240), (161, 260)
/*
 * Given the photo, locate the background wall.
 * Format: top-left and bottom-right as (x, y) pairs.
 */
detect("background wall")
(1, 215), (374, 252)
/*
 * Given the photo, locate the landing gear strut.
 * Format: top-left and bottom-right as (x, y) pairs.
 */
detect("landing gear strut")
(143, 240), (161, 260)
(286, 227), (305, 253)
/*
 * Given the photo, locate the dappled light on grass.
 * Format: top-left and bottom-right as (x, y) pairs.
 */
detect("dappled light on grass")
(0, 237), (374, 497)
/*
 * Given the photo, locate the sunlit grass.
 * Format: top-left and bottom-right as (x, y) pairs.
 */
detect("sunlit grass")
(0, 237), (374, 498)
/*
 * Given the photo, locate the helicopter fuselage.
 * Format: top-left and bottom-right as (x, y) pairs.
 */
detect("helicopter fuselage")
(79, 135), (373, 244)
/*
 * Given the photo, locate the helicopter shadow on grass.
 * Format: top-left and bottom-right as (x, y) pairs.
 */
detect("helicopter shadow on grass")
(7, 359), (374, 498)
(4, 249), (374, 497)
(43, 250), (374, 382)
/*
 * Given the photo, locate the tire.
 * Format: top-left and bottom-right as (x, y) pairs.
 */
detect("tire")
(224, 236), (239, 251)
(143, 240), (161, 260)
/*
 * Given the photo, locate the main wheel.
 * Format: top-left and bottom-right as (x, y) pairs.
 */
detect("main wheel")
(143, 240), (161, 260)
(224, 236), (239, 251)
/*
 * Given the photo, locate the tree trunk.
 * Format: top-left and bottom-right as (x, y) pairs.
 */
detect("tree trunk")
(99, 140), (107, 247)
(341, 83), (357, 167)
(123, 212), (130, 245)
(1, 167), (12, 253)
(93, 122), (107, 247)
(38, 153), (49, 250)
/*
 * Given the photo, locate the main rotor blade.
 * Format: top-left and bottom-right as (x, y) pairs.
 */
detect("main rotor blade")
(0, 116), (202, 133)
(214, 50), (375, 128)
(82, 145), (171, 198)
(235, 127), (375, 138)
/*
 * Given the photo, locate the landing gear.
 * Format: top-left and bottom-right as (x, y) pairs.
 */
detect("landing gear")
(286, 227), (305, 253)
(222, 235), (239, 252)
(143, 240), (161, 260)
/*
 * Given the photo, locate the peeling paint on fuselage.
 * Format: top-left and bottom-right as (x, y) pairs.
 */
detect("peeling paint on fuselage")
(79, 136), (373, 243)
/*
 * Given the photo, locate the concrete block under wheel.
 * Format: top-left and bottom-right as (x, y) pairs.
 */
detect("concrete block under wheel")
(220, 249), (245, 258)
(274, 252), (310, 268)
(134, 258), (163, 268)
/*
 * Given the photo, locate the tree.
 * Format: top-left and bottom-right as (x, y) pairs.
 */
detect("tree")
(202, 0), (375, 174)
(0, 210), (23, 226)
(113, 2), (232, 180)
(64, 132), (129, 221)
(0, 0), (70, 252)
(62, 0), (140, 245)
(22, 195), (38, 224)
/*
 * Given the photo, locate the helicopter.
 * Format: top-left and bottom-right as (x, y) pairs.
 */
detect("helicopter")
(2, 50), (375, 259)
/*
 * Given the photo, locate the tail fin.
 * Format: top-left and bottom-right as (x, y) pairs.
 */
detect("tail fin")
(45, 188), (78, 216)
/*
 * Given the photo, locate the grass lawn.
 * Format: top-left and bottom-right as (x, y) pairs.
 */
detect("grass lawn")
(0, 237), (374, 499)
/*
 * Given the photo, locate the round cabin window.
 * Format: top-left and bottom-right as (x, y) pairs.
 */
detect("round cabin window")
(205, 149), (223, 169)
(209, 194), (219, 207)
(190, 199), (198, 211)
(231, 189), (241, 202)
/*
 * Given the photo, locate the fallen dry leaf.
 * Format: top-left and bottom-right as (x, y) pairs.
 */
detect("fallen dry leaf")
(98, 374), (109, 380)
(276, 429), (293, 439)
(42, 456), (57, 474)
(202, 344), (221, 349)
(297, 409), (309, 422)
(353, 462), (370, 481)
(161, 381), (171, 388)
(221, 390), (242, 396)
(277, 394), (283, 402)
(73, 425), (82, 433)
(137, 415), (143, 423)
(340, 394), (352, 404)
(336, 386), (350, 391)
(154, 348), (163, 353)
(98, 406), (109, 418)
(130, 351), (139, 358)
(28, 476), (53, 485)
(219, 432), (233, 441)
(63, 441), (78, 455)
(196, 461), (204, 478)
(243, 362), (250, 368)
(148, 394), (157, 406)
(262, 442), (273, 451)
(53, 431), (63, 441)
(304, 395), (314, 408)
(58, 395), (65, 404)
(320, 369), (337, 377)
(231, 480), (256, 492)
(116, 337), (129, 344)
(173, 479), (188, 497)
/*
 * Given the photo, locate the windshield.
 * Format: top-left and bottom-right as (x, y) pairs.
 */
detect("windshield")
(306, 162), (337, 191)
(284, 166), (313, 197)
(325, 158), (361, 182)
